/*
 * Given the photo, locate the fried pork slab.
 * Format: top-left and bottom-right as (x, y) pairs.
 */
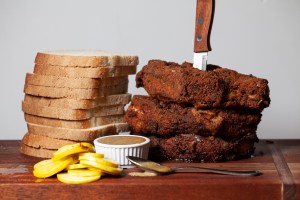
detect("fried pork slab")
(147, 133), (258, 162)
(124, 95), (261, 141)
(136, 60), (270, 111)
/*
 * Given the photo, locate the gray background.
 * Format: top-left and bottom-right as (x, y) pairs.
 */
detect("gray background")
(0, 0), (299, 139)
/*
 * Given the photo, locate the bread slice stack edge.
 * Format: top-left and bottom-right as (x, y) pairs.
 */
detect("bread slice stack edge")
(20, 50), (138, 158)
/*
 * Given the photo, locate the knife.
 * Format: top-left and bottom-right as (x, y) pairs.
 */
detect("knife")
(193, 0), (215, 70)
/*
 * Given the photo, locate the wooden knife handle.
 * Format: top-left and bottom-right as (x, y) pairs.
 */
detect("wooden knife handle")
(194, 0), (215, 52)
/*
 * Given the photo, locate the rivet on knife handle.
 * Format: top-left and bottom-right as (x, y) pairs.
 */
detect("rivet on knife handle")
(193, 0), (215, 70)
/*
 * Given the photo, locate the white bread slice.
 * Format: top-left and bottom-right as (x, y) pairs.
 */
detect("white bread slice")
(24, 94), (131, 109)
(27, 123), (129, 141)
(22, 132), (77, 150)
(24, 83), (128, 99)
(24, 114), (125, 129)
(33, 64), (137, 78)
(20, 143), (55, 158)
(22, 102), (125, 120)
(35, 50), (139, 67)
(25, 73), (128, 89)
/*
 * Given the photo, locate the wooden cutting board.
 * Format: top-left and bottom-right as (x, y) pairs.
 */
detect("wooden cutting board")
(0, 140), (299, 200)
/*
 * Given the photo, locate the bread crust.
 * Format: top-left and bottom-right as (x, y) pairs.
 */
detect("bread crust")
(24, 114), (125, 129)
(27, 123), (129, 141)
(22, 101), (125, 120)
(35, 50), (139, 67)
(34, 64), (137, 78)
(22, 132), (77, 150)
(20, 143), (55, 158)
(24, 94), (131, 109)
(25, 73), (128, 89)
(24, 83), (128, 99)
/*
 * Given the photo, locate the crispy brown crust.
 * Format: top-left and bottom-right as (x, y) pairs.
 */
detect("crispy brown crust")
(136, 60), (270, 110)
(124, 95), (261, 141)
(145, 133), (258, 162)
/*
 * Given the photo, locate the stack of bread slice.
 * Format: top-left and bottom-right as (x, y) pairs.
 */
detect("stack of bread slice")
(20, 50), (138, 158)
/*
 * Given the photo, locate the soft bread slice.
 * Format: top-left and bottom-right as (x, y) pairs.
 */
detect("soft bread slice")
(34, 64), (137, 78)
(25, 73), (128, 89)
(27, 123), (129, 141)
(25, 114), (125, 129)
(24, 83), (128, 99)
(20, 143), (55, 158)
(35, 50), (139, 67)
(22, 132), (77, 150)
(22, 102), (125, 120)
(24, 94), (131, 109)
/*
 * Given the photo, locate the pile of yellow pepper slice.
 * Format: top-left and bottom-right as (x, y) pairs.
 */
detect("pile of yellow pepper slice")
(33, 142), (122, 184)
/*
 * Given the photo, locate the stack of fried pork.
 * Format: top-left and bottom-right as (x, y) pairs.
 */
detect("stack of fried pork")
(124, 60), (270, 162)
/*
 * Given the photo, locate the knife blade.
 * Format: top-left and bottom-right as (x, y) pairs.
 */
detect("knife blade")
(193, 0), (215, 70)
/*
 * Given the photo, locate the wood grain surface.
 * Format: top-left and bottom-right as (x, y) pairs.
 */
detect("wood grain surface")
(0, 140), (299, 200)
(194, 0), (215, 52)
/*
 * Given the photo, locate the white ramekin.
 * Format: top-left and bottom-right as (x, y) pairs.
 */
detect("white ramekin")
(93, 135), (150, 168)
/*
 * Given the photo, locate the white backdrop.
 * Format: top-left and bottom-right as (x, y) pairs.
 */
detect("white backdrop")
(0, 0), (299, 139)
